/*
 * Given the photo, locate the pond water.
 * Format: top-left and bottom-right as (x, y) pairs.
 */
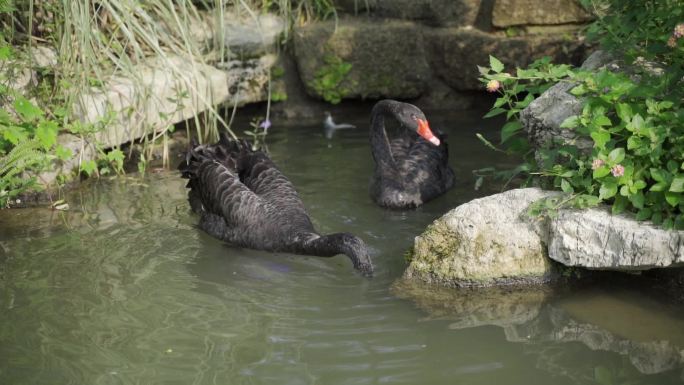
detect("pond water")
(2, 105), (684, 385)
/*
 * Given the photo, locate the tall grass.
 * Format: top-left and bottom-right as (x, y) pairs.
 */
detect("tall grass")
(1, 0), (337, 178)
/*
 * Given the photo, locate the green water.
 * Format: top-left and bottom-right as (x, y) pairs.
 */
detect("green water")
(2, 107), (684, 384)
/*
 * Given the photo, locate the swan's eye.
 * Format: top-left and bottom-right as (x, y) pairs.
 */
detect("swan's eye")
(410, 114), (417, 121)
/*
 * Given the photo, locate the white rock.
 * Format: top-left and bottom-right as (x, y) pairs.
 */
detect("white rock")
(549, 208), (684, 270)
(74, 54), (275, 149)
(223, 12), (286, 58)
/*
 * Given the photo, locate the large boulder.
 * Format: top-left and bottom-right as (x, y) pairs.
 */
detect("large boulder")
(427, 27), (587, 91)
(293, 18), (431, 100)
(335, 0), (483, 27)
(549, 208), (684, 270)
(404, 188), (559, 287)
(492, 0), (593, 28)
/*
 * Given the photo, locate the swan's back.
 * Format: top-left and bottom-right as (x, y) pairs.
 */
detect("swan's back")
(178, 136), (315, 249)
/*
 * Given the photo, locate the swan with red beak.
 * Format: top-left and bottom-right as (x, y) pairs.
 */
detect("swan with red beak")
(416, 117), (441, 146)
(369, 99), (454, 209)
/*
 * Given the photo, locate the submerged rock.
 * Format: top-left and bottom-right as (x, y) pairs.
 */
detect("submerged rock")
(404, 188), (559, 287)
(394, 278), (684, 376)
(392, 278), (551, 328)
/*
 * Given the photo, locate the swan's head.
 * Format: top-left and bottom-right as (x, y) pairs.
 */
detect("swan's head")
(397, 104), (440, 146)
(340, 233), (374, 277)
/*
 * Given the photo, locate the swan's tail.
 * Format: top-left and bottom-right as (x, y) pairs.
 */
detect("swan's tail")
(178, 134), (253, 180)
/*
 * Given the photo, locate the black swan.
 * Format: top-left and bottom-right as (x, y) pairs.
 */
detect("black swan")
(178, 135), (374, 276)
(369, 99), (454, 209)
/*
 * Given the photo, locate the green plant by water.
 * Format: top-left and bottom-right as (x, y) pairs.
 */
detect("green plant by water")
(478, 0), (684, 229)
(311, 53), (353, 104)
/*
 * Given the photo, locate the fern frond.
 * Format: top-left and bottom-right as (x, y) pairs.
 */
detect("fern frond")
(0, 139), (44, 176)
(0, 0), (14, 13)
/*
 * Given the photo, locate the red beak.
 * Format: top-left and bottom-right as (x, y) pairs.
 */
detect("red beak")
(416, 119), (440, 146)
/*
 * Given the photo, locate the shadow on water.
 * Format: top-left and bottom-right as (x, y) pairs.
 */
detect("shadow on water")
(1, 105), (684, 384)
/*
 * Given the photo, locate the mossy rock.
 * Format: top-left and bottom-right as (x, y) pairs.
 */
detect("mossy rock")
(404, 188), (560, 287)
(293, 18), (430, 101)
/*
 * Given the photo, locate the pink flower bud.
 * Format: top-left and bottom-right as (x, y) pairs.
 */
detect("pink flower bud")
(668, 36), (678, 48)
(611, 164), (625, 177)
(591, 159), (605, 170)
(486, 79), (500, 93)
(674, 23), (684, 38)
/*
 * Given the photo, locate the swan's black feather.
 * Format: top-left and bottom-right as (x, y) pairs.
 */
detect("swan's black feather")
(369, 100), (454, 209)
(178, 135), (373, 275)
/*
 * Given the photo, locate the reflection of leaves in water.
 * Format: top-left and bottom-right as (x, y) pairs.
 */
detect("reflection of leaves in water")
(0, 174), (283, 384)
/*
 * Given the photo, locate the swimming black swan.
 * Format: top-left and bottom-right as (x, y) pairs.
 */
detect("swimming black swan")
(369, 99), (454, 209)
(178, 135), (374, 276)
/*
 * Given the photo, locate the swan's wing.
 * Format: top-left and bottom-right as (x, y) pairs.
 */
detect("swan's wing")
(238, 150), (313, 226)
(398, 134), (453, 189)
(187, 157), (268, 230)
(389, 136), (413, 164)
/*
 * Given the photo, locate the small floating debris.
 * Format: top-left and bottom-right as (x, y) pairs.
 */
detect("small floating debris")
(51, 199), (69, 211)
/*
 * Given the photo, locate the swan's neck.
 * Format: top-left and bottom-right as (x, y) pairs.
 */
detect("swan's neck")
(370, 102), (398, 171)
(298, 233), (373, 275)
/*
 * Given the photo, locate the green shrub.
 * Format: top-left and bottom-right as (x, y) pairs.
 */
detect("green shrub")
(479, 0), (684, 229)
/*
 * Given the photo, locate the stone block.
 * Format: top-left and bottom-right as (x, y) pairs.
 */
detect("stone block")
(293, 18), (431, 100)
(492, 0), (593, 27)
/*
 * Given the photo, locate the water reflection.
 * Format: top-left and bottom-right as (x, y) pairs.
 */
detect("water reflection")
(393, 279), (684, 382)
(2, 108), (684, 384)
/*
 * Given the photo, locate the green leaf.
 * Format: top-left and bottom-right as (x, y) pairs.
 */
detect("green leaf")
(593, 166), (610, 179)
(665, 192), (680, 207)
(616, 103), (632, 123)
(493, 96), (508, 108)
(652, 211), (663, 225)
(559, 115), (579, 129)
(619, 185), (629, 197)
(659, 101), (674, 110)
(628, 113), (645, 132)
(590, 130), (610, 150)
(483, 108), (506, 118)
(633, 180), (647, 190)
(13, 97), (44, 122)
(570, 84), (587, 96)
(608, 148), (625, 164)
(500, 121), (522, 143)
(36, 120), (59, 150)
(650, 182), (668, 192)
(650, 168), (667, 183)
(636, 208), (652, 221)
(594, 115), (611, 127)
(612, 195), (627, 214)
(80, 160), (98, 177)
(1, 125), (27, 144)
(630, 191), (645, 209)
(670, 177), (684, 193)
(0, 46), (12, 61)
(560, 179), (573, 193)
(489, 55), (504, 73)
(627, 136), (643, 150)
(55, 145), (73, 161)
(599, 180), (618, 200)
